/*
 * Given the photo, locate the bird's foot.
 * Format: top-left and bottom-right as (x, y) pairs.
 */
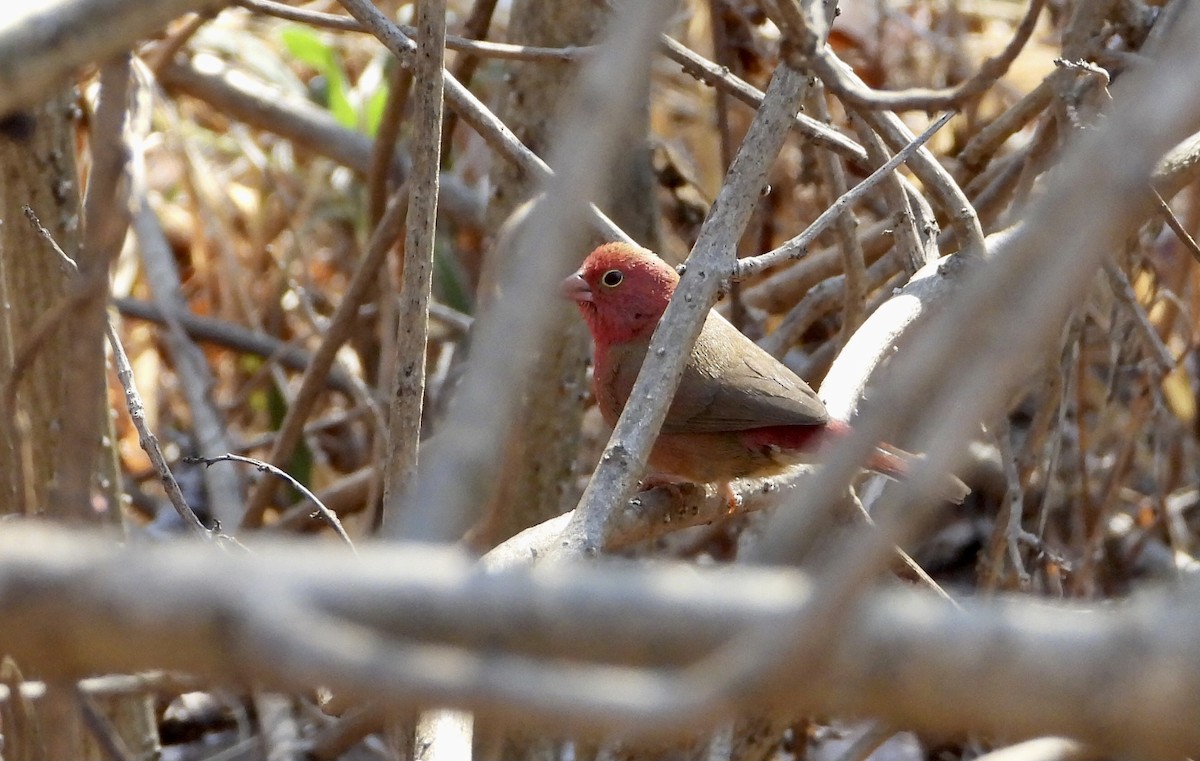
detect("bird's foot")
(638, 475), (742, 514)
(639, 473), (695, 500)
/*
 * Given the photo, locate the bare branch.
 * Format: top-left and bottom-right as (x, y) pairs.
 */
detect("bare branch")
(0, 0), (231, 115)
(381, 0), (446, 531)
(1, 525), (1200, 757)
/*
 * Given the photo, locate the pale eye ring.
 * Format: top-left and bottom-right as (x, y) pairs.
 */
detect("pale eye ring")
(601, 269), (623, 287)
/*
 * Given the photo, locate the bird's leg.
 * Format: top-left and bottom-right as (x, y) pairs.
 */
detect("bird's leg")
(717, 481), (741, 513)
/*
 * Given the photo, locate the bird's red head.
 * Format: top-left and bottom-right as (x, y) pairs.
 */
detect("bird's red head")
(562, 243), (680, 345)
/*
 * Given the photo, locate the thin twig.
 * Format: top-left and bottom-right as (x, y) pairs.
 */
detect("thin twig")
(804, 86), (867, 340)
(830, 723), (894, 761)
(736, 111), (954, 279)
(658, 35), (868, 165)
(854, 114), (934, 273)
(981, 422), (1030, 590)
(236, 0), (591, 62)
(76, 688), (135, 761)
(110, 320), (210, 537)
(1103, 260), (1175, 373)
(367, 64), (412, 227)
(439, 0), (499, 160)
(1153, 189), (1200, 264)
(189, 454), (355, 551)
(112, 298), (363, 397)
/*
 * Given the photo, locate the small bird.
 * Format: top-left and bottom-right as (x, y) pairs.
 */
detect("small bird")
(562, 242), (968, 505)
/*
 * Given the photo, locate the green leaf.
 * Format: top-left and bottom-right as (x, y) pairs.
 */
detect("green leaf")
(434, 246), (472, 315)
(281, 26), (357, 129)
(326, 68), (357, 129)
(364, 85), (390, 137)
(280, 26), (334, 72)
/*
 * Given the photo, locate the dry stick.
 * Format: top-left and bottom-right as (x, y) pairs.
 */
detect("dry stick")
(835, 79), (985, 258)
(109, 319), (210, 537)
(143, 8), (217, 74)
(735, 112), (953, 279)
(236, 0), (588, 62)
(367, 64), (413, 227)
(241, 191), (409, 529)
(23, 208), (209, 537)
(306, 705), (384, 761)
(76, 688), (134, 761)
(1102, 260), (1175, 373)
(438, 0), (500, 161)
(485, 473), (858, 570)
(1153, 189), (1200, 264)
(854, 115), (935, 272)
(1153, 130), (1200, 199)
(10, 527), (1200, 756)
(662, 34), (933, 277)
(0, 0), (231, 115)
(955, 70), (1060, 181)
(657, 35), (866, 165)
(743, 219), (893, 311)
(338, 0), (630, 245)
(829, 723), (894, 761)
(131, 201), (245, 529)
(272, 466), (372, 531)
(842, 489), (957, 606)
(967, 151), (1029, 227)
(381, 0), (445, 533)
(980, 421), (1030, 590)
(1003, 106), (1066, 227)
(759, 251), (900, 358)
(56, 54), (134, 523)
(829, 0), (1047, 112)
(189, 454), (354, 550)
(240, 407), (371, 454)
(708, 0), (739, 174)
(364, 63), (412, 533)
(113, 298), (362, 396)
(560, 63), (813, 556)
(805, 84), (867, 340)
(710, 0), (747, 332)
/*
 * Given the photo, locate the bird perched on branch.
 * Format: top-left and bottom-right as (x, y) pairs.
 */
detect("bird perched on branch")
(562, 242), (968, 506)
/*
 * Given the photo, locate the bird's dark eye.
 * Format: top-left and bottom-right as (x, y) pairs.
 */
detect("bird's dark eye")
(601, 269), (623, 287)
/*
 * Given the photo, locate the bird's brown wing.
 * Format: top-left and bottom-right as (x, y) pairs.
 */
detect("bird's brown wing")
(661, 311), (829, 434)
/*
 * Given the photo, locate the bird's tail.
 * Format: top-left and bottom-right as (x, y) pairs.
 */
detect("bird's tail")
(865, 446), (970, 504)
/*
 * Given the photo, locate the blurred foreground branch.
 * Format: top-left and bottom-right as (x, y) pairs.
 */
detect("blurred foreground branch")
(0, 525), (1199, 757)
